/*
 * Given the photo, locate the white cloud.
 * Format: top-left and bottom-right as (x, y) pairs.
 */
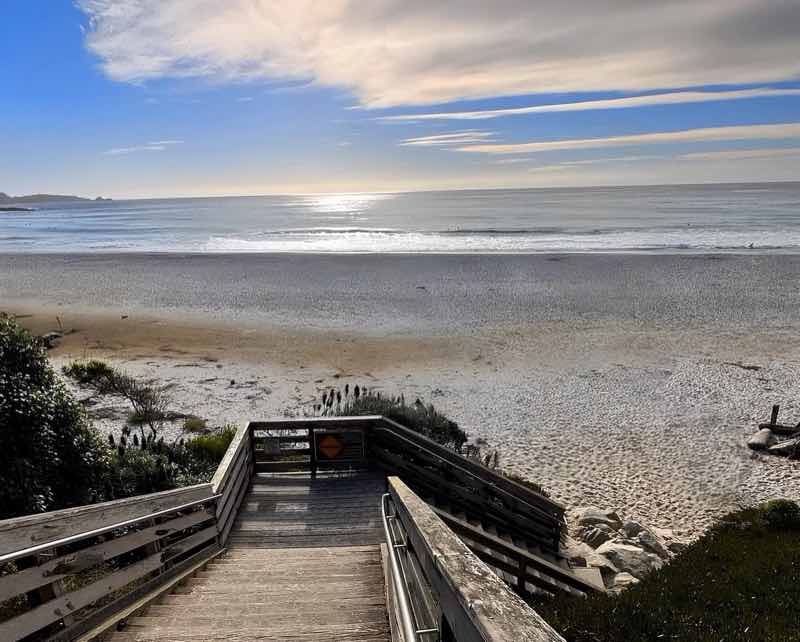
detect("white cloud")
(399, 130), (495, 146)
(77, 1), (800, 108)
(458, 122), (800, 154)
(528, 165), (569, 173)
(379, 88), (800, 121)
(103, 140), (183, 155)
(558, 155), (665, 166)
(682, 147), (800, 160)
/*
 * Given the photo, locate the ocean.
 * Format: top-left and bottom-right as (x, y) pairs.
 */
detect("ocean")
(2, 182), (799, 253)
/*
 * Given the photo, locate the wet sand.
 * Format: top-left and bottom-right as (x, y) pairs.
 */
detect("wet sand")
(3, 252), (800, 535)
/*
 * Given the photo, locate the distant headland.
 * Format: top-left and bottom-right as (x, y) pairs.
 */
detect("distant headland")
(0, 192), (111, 211)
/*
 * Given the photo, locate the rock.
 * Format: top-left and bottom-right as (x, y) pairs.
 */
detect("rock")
(574, 506), (623, 531)
(748, 428), (777, 450)
(39, 331), (63, 348)
(621, 520), (645, 538)
(636, 529), (671, 559)
(609, 572), (640, 592)
(564, 537), (619, 586)
(575, 523), (614, 548)
(768, 437), (800, 457)
(667, 540), (689, 555)
(595, 540), (663, 580)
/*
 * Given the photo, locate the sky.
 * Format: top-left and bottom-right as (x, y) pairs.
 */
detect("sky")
(1, 1), (799, 198)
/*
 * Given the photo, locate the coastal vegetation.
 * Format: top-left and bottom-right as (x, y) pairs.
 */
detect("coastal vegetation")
(329, 385), (549, 497)
(0, 315), (109, 516)
(537, 499), (800, 641)
(0, 315), (233, 520)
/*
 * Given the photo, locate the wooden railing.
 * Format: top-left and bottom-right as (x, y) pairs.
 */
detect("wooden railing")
(371, 417), (564, 554)
(385, 477), (565, 642)
(245, 417), (596, 599)
(0, 423), (252, 641)
(0, 416), (591, 641)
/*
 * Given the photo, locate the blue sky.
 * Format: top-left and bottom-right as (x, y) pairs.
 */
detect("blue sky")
(1, 1), (799, 198)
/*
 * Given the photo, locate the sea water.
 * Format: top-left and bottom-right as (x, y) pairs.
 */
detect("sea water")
(2, 182), (799, 253)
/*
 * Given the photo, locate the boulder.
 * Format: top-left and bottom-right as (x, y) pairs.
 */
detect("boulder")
(595, 540), (663, 580)
(621, 520), (645, 538)
(748, 428), (777, 450)
(636, 529), (670, 559)
(667, 540), (689, 555)
(768, 437), (800, 457)
(575, 523), (615, 548)
(609, 572), (640, 592)
(574, 506), (623, 531)
(40, 331), (63, 349)
(564, 537), (619, 586)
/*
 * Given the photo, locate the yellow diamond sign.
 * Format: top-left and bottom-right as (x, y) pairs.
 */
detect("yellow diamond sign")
(318, 434), (344, 459)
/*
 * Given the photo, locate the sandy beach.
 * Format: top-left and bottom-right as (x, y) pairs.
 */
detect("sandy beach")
(3, 252), (800, 536)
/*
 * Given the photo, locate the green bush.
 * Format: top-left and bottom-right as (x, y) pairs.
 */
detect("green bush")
(336, 389), (468, 450)
(0, 316), (109, 518)
(330, 387), (550, 497)
(183, 417), (208, 433)
(63, 359), (170, 435)
(537, 503), (800, 641)
(760, 499), (800, 529)
(62, 359), (115, 386)
(186, 426), (236, 463)
(104, 425), (232, 498)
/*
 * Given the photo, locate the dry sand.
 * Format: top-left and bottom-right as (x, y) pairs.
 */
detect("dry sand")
(3, 252), (800, 536)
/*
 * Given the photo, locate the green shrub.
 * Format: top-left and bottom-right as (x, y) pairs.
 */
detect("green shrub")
(336, 389), (468, 450)
(186, 426), (236, 463)
(63, 360), (170, 435)
(62, 359), (115, 386)
(760, 499), (800, 529)
(537, 503), (800, 641)
(183, 417), (208, 433)
(331, 387), (549, 497)
(0, 316), (109, 518)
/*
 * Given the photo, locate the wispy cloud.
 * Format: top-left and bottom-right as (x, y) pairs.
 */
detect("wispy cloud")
(77, 1), (800, 107)
(399, 130), (495, 147)
(458, 123), (800, 154)
(378, 88), (800, 121)
(681, 147), (800, 161)
(236, 96), (254, 102)
(103, 140), (183, 155)
(558, 155), (665, 166)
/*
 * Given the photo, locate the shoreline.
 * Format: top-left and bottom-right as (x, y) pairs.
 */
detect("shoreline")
(2, 249), (800, 256)
(3, 252), (800, 536)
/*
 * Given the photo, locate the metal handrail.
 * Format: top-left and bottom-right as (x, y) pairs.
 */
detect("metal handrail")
(382, 493), (430, 642)
(0, 493), (222, 565)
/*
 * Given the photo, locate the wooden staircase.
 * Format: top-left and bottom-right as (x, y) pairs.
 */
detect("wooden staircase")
(108, 471), (391, 642)
(109, 546), (390, 642)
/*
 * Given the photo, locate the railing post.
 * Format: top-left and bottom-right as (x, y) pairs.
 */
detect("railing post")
(309, 427), (317, 479)
(440, 614), (456, 642)
(517, 557), (527, 595)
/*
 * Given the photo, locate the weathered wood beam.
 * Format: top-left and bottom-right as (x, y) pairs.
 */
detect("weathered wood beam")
(0, 508), (213, 602)
(0, 484), (214, 557)
(388, 476), (565, 642)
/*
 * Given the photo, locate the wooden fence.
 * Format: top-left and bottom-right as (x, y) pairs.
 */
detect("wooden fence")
(0, 423), (252, 641)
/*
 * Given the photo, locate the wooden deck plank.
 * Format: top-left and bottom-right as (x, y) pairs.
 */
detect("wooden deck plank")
(111, 471), (390, 642)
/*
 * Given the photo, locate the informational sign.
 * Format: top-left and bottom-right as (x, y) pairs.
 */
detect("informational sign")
(314, 429), (365, 464)
(317, 434), (344, 459)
